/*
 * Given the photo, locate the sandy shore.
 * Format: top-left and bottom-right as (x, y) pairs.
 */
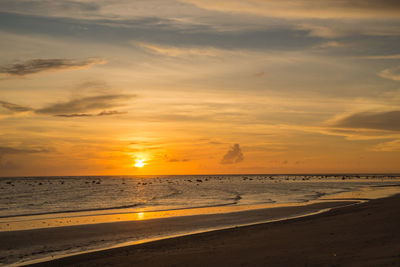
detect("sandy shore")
(1, 201), (352, 266)
(26, 194), (400, 266)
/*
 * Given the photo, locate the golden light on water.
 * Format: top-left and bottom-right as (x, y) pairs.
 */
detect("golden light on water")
(137, 212), (144, 220)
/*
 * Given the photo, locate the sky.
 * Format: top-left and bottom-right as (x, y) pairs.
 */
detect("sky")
(0, 0), (400, 176)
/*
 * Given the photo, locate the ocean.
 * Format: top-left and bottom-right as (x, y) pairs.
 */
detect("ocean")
(1, 174), (400, 222)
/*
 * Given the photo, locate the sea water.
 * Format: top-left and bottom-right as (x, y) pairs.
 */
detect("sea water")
(1, 174), (399, 220)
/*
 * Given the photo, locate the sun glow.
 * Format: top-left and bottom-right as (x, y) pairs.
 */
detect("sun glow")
(134, 159), (146, 168)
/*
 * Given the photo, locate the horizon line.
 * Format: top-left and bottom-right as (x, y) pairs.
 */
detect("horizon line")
(1, 173), (400, 178)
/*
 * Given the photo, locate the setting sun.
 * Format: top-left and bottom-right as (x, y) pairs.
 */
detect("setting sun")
(134, 159), (146, 168)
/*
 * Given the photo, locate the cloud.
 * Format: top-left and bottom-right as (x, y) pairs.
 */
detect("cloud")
(1, 94), (133, 117)
(76, 80), (111, 91)
(0, 146), (49, 155)
(373, 139), (400, 151)
(167, 158), (190, 163)
(0, 58), (105, 76)
(254, 71), (265, 78)
(164, 154), (190, 163)
(0, 0), (100, 19)
(36, 94), (134, 115)
(363, 54), (400, 60)
(55, 110), (127, 117)
(308, 126), (399, 141)
(0, 101), (32, 112)
(54, 113), (93, 118)
(182, 0), (400, 19)
(379, 66), (400, 81)
(133, 42), (223, 57)
(296, 21), (397, 39)
(332, 110), (400, 131)
(314, 41), (347, 49)
(298, 24), (344, 39)
(97, 110), (127, 116)
(220, 143), (244, 164)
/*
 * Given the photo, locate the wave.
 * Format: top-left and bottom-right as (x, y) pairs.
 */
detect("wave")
(150, 185), (183, 201)
(0, 203), (144, 219)
(0, 199), (251, 221)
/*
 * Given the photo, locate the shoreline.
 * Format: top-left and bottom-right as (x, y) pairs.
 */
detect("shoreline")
(1, 201), (357, 266)
(1, 185), (400, 266)
(0, 199), (357, 232)
(8, 206), (338, 266)
(2, 184), (400, 233)
(31, 193), (400, 267)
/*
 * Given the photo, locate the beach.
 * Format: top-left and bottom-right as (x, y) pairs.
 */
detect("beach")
(1, 193), (398, 266)
(1, 200), (354, 266)
(33, 194), (400, 267)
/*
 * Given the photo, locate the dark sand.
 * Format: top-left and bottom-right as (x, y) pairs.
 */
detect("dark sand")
(1, 201), (350, 265)
(30, 194), (400, 267)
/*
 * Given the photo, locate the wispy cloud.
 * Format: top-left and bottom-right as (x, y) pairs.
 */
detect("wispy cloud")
(54, 113), (93, 118)
(182, 0), (400, 19)
(36, 94), (133, 115)
(373, 139), (400, 151)
(133, 42), (224, 57)
(0, 0), (100, 19)
(298, 24), (344, 39)
(0, 101), (32, 112)
(0, 58), (105, 76)
(379, 66), (400, 81)
(363, 54), (400, 60)
(220, 144), (244, 164)
(55, 110), (127, 117)
(314, 41), (347, 49)
(97, 110), (127, 116)
(331, 110), (400, 131)
(0, 146), (49, 155)
(165, 154), (190, 163)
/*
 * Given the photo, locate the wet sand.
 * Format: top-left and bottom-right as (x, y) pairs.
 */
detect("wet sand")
(0, 201), (352, 266)
(27, 194), (400, 266)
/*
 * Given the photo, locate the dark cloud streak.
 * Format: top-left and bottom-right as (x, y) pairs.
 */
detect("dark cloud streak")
(97, 110), (127, 116)
(0, 58), (105, 76)
(36, 94), (134, 115)
(0, 101), (32, 112)
(55, 113), (92, 118)
(1, 94), (133, 117)
(55, 110), (127, 117)
(0, 146), (49, 154)
(0, 0), (99, 15)
(333, 110), (400, 131)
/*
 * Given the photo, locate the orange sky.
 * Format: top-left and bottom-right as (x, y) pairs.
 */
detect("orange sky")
(0, 1), (400, 176)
